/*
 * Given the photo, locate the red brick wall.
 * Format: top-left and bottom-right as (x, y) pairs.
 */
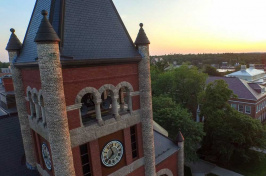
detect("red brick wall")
(62, 63), (139, 106)
(156, 152), (178, 176)
(72, 146), (83, 176)
(2, 77), (14, 92)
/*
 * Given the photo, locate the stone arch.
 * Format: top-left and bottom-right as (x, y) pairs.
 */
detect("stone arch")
(31, 88), (39, 103)
(156, 168), (173, 176)
(38, 89), (44, 106)
(75, 87), (101, 104)
(98, 84), (117, 97)
(116, 81), (134, 93)
(26, 86), (32, 98)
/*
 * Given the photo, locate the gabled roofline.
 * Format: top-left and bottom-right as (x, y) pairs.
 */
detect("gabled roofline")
(109, 0), (139, 51)
(13, 56), (142, 68)
(20, 0), (38, 51)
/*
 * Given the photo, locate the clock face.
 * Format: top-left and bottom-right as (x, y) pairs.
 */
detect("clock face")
(101, 140), (124, 167)
(41, 143), (52, 170)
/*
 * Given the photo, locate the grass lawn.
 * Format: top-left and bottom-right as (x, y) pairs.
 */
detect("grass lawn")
(216, 151), (266, 176)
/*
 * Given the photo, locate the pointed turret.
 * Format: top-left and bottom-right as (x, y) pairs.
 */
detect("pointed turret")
(6, 28), (22, 51)
(135, 23), (150, 46)
(34, 10), (60, 43)
(176, 130), (184, 143)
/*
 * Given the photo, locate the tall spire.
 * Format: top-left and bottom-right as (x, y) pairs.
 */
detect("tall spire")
(34, 10), (60, 43)
(176, 130), (184, 143)
(135, 23), (150, 45)
(6, 28), (22, 51)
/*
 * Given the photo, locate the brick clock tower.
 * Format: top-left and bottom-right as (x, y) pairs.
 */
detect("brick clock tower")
(6, 0), (184, 176)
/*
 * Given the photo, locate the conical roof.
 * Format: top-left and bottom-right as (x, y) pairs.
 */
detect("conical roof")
(17, 0), (140, 63)
(135, 23), (150, 45)
(34, 10), (60, 42)
(6, 28), (22, 51)
(176, 131), (184, 143)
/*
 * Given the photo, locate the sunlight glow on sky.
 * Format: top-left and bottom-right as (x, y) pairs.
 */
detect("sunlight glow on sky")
(1, 0), (266, 62)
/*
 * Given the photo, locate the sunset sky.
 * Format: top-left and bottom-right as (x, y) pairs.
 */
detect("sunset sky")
(1, 0), (266, 62)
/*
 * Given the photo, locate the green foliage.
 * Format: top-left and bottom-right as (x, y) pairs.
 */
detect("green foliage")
(0, 62), (9, 69)
(203, 65), (222, 76)
(152, 64), (207, 113)
(153, 95), (205, 162)
(200, 80), (266, 163)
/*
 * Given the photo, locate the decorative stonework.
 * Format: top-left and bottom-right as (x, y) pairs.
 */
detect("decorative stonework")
(98, 84), (117, 96)
(70, 110), (141, 147)
(108, 157), (144, 176)
(8, 51), (37, 169)
(75, 87), (100, 104)
(156, 168), (174, 176)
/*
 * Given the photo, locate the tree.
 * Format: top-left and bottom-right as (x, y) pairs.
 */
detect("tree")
(152, 64), (207, 115)
(203, 65), (222, 76)
(200, 80), (266, 163)
(153, 95), (205, 162)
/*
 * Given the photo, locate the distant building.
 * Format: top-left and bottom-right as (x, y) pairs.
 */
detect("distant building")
(226, 64), (265, 83)
(1, 68), (11, 73)
(0, 75), (16, 110)
(207, 77), (266, 123)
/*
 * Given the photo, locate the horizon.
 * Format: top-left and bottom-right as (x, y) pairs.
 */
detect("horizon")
(1, 0), (266, 62)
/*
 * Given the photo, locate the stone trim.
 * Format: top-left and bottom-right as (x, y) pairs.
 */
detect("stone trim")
(116, 81), (134, 92)
(75, 87), (100, 104)
(36, 164), (50, 176)
(130, 91), (139, 96)
(70, 110), (141, 147)
(156, 168), (174, 176)
(66, 103), (82, 111)
(108, 157), (144, 176)
(29, 115), (49, 141)
(98, 84), (117, 96)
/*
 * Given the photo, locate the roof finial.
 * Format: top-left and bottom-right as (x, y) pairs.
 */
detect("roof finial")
(135, 23), (150, 45)
(10, 28), (15, 34)
(41, 10), (48, 16)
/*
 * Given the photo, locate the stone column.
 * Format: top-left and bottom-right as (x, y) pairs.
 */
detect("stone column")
(95, 100), (104, 125)
(112, 95), (120, 119)
(6, 28), (37, 170)
(135, 23), (156, 176)
(35, 10), (75, 176)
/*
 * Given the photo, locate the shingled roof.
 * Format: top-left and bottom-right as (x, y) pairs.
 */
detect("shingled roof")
(17, 0), (140, 63)
(207, 76), (266, 101)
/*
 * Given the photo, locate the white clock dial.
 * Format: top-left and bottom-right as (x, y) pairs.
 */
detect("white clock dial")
(101, 140), (124, 167)
(41, 143), (52, 170)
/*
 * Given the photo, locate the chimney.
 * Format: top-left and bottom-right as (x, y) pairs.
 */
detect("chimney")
(249, 64), (255, 69)
(241, 65), (246, 71)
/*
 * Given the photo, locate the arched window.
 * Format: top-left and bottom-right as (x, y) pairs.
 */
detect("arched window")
(27, 91), (35, 118)
(80, 93), (97, 124)
(100, 89), (114, 119)
(39, 94), (46, 127)
(32, 92), (41, 121)
(118, 86), (132, 114)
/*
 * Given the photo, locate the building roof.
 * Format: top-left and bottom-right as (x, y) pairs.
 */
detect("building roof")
(207, 76), (266, 101)
(6, 29), (22, 51)
(34, 10), (60, 42)
(226, 67), (264, 77)
(16, 0), (140, 63)
(135, 23), (150, 45)
(0, 116), (39, 176)
(154, 130), (179, 165)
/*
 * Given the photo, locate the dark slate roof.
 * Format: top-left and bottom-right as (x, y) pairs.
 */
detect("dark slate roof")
(154, 130), (179, 165)
(16, 0), (140, 63)
(6, 29), (22, 51)
(206, 76), (266, 101)
(135, 23), (150, 45)
(34, 10), (60, 42)
(0, 116), (39, 176)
